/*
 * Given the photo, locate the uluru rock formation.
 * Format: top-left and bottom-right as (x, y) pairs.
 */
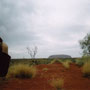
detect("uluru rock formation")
(48, 54), (72, 59)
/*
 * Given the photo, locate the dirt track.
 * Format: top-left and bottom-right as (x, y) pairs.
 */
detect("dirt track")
(0, 63), (90, 90)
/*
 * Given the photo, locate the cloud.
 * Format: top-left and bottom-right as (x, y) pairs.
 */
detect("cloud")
(0, 0), (90, 58)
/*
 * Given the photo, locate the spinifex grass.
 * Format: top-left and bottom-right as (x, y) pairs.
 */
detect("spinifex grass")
(6, 64), (37, 79)
(50, 59), (62, 64)
(82, 61), (90, 78)
(61, 60), (72, 69)
(50, 78), (64, 90)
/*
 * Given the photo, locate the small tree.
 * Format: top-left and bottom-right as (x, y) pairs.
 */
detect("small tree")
(26, 46), (38, 59)
(79, 33), (90, 56)
(26, 46), (38, 65)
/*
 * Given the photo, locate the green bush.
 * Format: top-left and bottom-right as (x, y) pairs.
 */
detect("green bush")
(75, 59), (84, 66)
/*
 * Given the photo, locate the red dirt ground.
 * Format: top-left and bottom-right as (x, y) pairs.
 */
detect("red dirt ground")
(0, 63), (90, 90)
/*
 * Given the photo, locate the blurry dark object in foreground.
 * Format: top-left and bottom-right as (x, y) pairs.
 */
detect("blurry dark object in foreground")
(0, 52), (11, 77)
(0, 37), (11, 77)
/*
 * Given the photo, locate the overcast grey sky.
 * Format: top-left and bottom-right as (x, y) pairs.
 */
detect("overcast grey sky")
(0, 0), (90, 58)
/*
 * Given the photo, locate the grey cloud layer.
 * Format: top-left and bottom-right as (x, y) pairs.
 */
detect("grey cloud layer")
(0, 0), (90, 58)
(0, 0), (38, 45)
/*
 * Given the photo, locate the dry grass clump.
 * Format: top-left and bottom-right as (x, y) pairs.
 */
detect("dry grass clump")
(82, 61), (90, 77)
(42, 68), (48, 71)
(50, 59), (62, 64)
(50, 78), (64, 90)
(61, 60), (71, 69)
(6, 64), (37, 79)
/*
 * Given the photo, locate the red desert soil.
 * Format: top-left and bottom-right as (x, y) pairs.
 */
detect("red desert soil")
(0, 63), (90, 90)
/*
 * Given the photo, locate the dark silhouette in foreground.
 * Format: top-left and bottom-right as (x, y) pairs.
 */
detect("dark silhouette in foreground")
(0, 37), (11, 77)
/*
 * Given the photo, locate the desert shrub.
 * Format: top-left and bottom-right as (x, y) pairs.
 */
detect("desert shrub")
(10, 59), (51, 66)
(75, 59), (84, 66)
(6, 64), (37, 79)
(82, 56), (90, 62)
(82, 61), (90, 78)
(76, 56), (90, 67)
(49, 59), (62, 64)
(61, 60), (72, 69)
(42, 68), (48, 71)
(37, 59), (50, 64)
(50, 78), (64, 90)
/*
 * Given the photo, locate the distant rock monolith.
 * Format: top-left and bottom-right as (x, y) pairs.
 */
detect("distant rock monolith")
(48, 54), (72, 59)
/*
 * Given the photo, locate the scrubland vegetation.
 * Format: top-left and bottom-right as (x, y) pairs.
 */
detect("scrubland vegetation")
(75, 58), (84, 66)
(6, 64), (37, 79)
(82, 61), (90, 77)
(49, 59), (62, 64)
(8, 56), (90, 79)
(61, 60), (72, 69)
(42, 68), (48, 71)
(0, 56), (89, 90)
(50, 78), (64, 90)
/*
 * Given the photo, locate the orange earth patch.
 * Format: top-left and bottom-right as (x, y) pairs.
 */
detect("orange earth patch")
(0, 63), (90, 90)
